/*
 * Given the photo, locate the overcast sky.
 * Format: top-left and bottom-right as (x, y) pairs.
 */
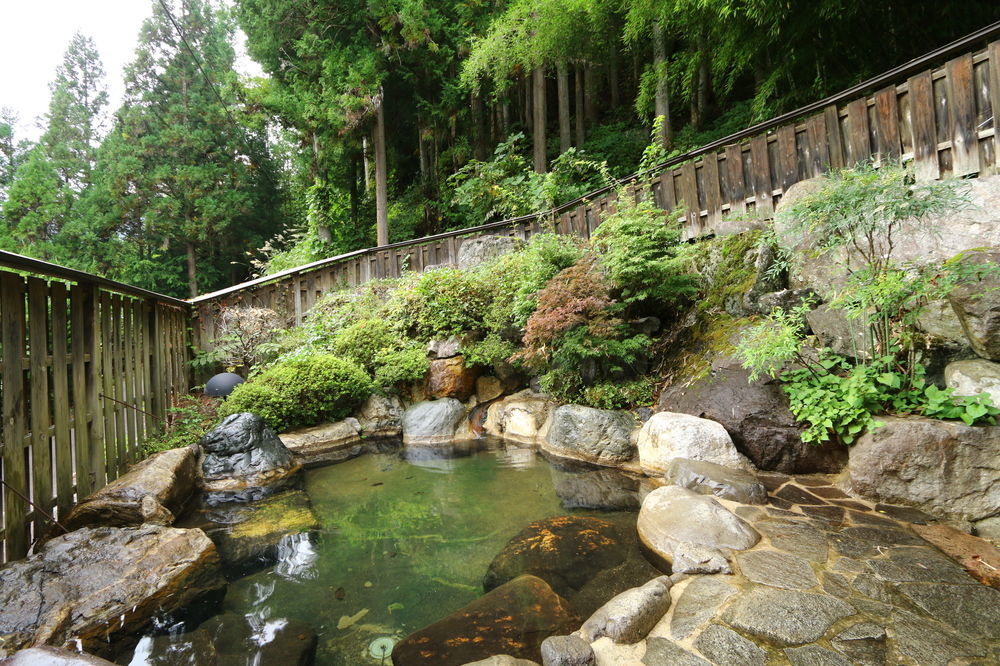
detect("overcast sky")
(0, 0), (261, 142)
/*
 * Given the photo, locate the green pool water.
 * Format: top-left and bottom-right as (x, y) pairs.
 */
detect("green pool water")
(128, 440), (644, 665)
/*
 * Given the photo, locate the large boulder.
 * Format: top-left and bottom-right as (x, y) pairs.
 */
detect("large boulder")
(483, 516), (629, 599)
(778, 175), (1000, 300)
(0, 526), (224, 656)
(484, 390), (556, 444)
(426, 356), (480, 401)
(805, 305), (870, 359)
(200, 413), (300, 492)
(637, 412), (752, 477)
(543, 405), (637, 465)
(665, 458), (767, 505)
(402, 398), (468, 445)
(392, 575), (577, 665)
(948, 248), (1000, 360)
(658, 354), (844, 474)
(63, 445), (198, 530)
(945, 358), (1000, 405)
(637, 486), (760, 572)
(580, 576), (673, 644)
(456, 235), (522, 270)
(357, 393), (404, 438)
(279, 419), (363, 467)
(849, 416), (1000, 521)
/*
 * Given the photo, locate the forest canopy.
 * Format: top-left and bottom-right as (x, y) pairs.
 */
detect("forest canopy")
(1, 0), (997, 298)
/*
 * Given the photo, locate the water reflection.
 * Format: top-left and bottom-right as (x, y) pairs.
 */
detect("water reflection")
(274, 534), (318, 581)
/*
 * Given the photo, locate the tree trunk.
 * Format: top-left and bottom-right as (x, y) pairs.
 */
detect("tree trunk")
(524, 74), (532, 134)
(575, 63), (585, 146)
(374, 89), (389, 246)
(653, 24), (673, 150)
(418, 122), (429, 183)
(584, 63), (598, 124)
(609, 49), (620, 110)
(556, 61), (571, 155)
(186, 240), (198, 298)
(472, 92), (488, 161)
(361, 135), (371, 192)
(532, 66), (547, 173)
(501, 99), (511, 135)
(693, 30), (711, 131)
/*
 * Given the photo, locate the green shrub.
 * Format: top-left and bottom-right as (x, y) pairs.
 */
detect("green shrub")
(390, 266), (491, 340)
(373, 344), (430, 388)
(140, 395), (220, 458)
(330, 318), (402, 374)
(219, 354), (373, 433)
(591, 195), (696, 306)
(477, 233), (585, 335)
(580, 378), (655, 410)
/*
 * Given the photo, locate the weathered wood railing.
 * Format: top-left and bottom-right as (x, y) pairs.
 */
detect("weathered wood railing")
(0, 251), (190, 562)
(192, 25), (1000, 343)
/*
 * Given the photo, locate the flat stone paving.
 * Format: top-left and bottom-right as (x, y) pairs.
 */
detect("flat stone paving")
(629, 474), (1000, 666)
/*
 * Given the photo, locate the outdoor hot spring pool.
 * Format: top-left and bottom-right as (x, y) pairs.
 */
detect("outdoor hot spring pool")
(121, 438), (654, 665)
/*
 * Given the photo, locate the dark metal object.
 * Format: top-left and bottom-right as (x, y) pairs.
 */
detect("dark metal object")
(205, 372), (245, 397)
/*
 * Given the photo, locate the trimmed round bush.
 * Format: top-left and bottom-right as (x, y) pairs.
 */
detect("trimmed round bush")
(218, 354), (373, 433)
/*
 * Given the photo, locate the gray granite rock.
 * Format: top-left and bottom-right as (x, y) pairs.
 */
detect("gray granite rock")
(865, 545), (979, 585)
(641, 638), (709, 666)
(784, 645), (851, 666)
(735, 550), (819, 590)
(539, 635), (595, 666)
(638, 486), (760, 570)
(821, 572), (850, 598)
(665, 458), (766, 504)
(670, 577), (738, 640)
(806, 304), (870, 359)
(945, 358), (1000, 404)
(200, 413), (298, 491)
(851, 574), (895, 604)
(849, 416), (1000, 521)
(896, 583), (1000, 640)
(830, 621), (887, 666)
(671, 543), (731, 575)
(693, 624), (766, 666)
(892, 610), (987, 665)
(463, 657), (540, 666)
(756, 520), (829, 562)
(721, 587), (854, 646)
(637, 412), (752, 476)
(947, 247), (1000, 360)
(456, 235), (522, 270)
(402, 399), (466, 444)
(580, 576), (672, 644)
(0, 647), (116, 665)
(544, 405), (637, 464)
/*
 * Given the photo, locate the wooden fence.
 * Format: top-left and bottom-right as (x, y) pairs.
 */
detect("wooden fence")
(192, 27), (1000, 343)
(0, 251), (190, 562)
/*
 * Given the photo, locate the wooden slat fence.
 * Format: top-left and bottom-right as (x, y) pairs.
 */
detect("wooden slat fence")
(192, 28), (1000, 343)
(0, 252), (190, 562)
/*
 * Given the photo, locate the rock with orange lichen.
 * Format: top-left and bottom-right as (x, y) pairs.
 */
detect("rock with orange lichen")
(483, 516), (628, 600)
(391, 575), (577, 666)
(912, 523), (1000, 589)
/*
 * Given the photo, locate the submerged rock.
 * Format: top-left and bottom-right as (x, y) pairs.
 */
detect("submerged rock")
(200, 413), (300, 492)
(402, 398), (468, 444)
(63, 445), (198, 530)
(192, 490), (320, 568)
(392, 575), (577, 665)
(579, 576), (673, 644)
(0, 647), (116, 665)
(554, 469), (640, 511)
(0, 525), (224, 656)
(133, 611), (317, 666)
(850, 416), (1000, 521)
(637, 412), (752, 476)
(637, 486), (760, 572)
(543, 405), (637, 465)
(483, 516), (628, 599)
